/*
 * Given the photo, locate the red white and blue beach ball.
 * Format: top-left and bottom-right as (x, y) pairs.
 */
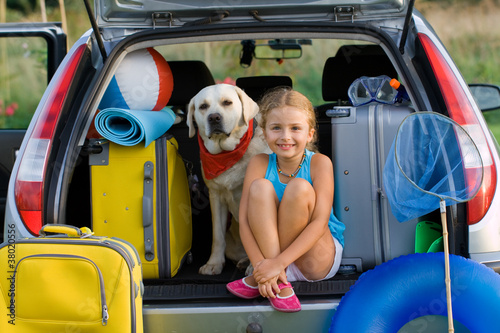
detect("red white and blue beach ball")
(99, 48), (174, 111)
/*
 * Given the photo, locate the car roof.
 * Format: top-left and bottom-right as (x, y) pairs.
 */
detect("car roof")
(95, 0), (409, 29)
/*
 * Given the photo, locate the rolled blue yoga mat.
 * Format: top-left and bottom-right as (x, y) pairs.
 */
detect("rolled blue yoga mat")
(95, 107), (176, 147)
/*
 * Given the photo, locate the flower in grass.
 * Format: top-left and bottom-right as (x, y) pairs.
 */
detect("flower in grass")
(5, 102), (18, 116)
(0, 101), (18, 116)
(216, 77), (236, 85)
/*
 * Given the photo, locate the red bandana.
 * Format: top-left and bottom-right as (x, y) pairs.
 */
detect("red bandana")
(198, 119), (254, 180)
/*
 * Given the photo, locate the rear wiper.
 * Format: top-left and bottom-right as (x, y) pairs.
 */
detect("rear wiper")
(399, 0), (416, 54)
(83, 0), (107, 62)
(184, 11), (230, 27)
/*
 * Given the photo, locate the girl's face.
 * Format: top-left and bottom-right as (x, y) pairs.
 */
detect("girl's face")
(264, 106), (314, 158)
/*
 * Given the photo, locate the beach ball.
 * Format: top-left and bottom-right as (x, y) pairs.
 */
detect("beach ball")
(99, 48), (174, 111)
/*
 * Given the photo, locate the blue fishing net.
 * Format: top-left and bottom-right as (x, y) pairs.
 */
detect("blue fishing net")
(383, 112), (483, 222)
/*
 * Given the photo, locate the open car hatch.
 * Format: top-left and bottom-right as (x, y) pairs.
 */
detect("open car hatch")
(95, 0), (410, 29)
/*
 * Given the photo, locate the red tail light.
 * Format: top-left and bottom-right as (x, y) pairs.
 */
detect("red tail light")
(418, 33), (497, 224)
(14, 44), (87, 235)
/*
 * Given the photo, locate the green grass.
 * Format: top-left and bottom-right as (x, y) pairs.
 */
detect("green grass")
(483, 110), (500, 142)
(450, 32), (500, 142)
(0, 37), (48, 128)
(419, 0), (500, 142)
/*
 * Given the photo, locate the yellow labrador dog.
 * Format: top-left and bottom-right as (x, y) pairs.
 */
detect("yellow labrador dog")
(188, 84), (270, 275)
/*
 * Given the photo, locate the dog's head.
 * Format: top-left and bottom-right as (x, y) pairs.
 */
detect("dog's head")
(187, 84), (259, 153)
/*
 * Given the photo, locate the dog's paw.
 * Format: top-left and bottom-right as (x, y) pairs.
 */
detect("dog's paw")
(236, 256), (251, 271)
(199, 262), (224, 275)
(245, 262), (254, 276)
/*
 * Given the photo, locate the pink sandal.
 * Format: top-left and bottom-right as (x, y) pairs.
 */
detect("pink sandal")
(269, 283), (301, 313)
(226, 277), (260, 299)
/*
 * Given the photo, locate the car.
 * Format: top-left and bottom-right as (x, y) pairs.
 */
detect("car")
(4, 0), (500, 331)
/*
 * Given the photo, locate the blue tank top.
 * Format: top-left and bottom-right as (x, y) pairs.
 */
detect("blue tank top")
(265, 149), (345, 247)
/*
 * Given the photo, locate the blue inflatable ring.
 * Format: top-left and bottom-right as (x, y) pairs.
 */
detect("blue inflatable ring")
(330, 253), (500, 332)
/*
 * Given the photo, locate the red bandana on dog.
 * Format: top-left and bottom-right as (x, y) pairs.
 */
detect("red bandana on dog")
(198, 119), (254, 180)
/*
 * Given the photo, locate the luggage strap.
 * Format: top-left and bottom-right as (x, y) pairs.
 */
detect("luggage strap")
(143, 161), (155, 261)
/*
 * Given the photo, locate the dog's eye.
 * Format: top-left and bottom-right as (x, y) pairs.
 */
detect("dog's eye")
(200, 103), (209, 110)
(222, 100), (233, 106)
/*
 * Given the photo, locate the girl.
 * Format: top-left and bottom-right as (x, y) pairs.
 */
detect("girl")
(227, 87), (345, 313)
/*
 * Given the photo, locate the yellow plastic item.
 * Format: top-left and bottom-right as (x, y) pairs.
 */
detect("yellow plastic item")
(38, 224), (94, 237)
(0, 229), (143, 332)
(91, 136), (192, 278)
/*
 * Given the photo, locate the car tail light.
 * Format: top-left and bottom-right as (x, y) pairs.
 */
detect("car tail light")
(418, 33), (497, 225)
(14, 44), (87, 236)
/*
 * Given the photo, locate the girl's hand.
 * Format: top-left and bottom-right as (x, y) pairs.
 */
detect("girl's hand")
(278, 269), (288, 286)
(258, 277), (279, 298)
(257, 270), (289, 298)
(253, 258), (285, 284)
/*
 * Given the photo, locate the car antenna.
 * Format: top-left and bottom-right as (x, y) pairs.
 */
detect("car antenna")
(83, 0), (108, 62)
(399, 0), (416, 55)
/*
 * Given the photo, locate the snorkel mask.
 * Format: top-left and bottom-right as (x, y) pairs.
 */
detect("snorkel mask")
(348, 75), (398, 106)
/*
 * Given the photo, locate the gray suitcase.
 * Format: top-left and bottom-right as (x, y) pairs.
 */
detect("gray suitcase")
(330, 104), (418, 271)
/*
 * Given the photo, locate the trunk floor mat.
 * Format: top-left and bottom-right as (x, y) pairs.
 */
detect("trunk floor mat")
(143, 275), (359, 301)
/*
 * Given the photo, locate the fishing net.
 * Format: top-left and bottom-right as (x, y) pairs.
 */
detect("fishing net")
(383, 111), (484, 332)
(383, 112), (483, 222)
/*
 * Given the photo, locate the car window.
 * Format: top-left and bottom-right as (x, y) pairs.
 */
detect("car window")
(155, 39), (375, 106)
(0, 35), (49, 129)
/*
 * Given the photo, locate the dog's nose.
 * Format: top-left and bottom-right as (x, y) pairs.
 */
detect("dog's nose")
(208, 113), (222, 124)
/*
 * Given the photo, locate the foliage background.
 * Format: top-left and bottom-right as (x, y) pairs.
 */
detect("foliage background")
(1, 0), (500, 138)
(418, 0), (500, 140)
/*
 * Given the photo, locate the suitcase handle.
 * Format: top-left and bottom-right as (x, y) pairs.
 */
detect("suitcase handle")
(143, 161), (155, 261)
(39, 224), (93, 238)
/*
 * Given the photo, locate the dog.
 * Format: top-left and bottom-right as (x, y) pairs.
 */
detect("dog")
(187, 84), (270, 275)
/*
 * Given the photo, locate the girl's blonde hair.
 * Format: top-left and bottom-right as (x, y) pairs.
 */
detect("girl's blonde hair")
(258, 86), (318, 152)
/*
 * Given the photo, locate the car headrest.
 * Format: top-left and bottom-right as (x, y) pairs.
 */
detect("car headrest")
(236, 76), (293, 102)
(167, 61), (215, 106)
(322, 45), (398, 102)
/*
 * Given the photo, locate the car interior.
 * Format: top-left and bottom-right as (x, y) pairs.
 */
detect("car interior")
(65, 37), (439, 301)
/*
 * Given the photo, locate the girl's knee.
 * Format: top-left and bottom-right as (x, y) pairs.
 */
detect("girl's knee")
(248, 178), (275, 200)
(283, 178), (314, 201)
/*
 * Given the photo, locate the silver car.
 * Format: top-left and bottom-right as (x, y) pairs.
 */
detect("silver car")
(3, 0), (500, 331)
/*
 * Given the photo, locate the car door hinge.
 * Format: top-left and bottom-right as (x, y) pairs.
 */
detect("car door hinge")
(334, 6), (354, 22)
(152, 12), (173, 28)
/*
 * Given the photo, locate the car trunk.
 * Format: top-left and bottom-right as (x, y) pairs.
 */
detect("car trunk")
(54, 6), (468, 331)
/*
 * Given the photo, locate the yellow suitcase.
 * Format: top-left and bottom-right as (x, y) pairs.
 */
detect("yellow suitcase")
(0, 224), (143, 333)
(90, 135), (192, 278)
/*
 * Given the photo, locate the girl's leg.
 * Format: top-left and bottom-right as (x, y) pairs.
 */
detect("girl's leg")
(278, 178), (336, 282)
(244, 178), (280, 286)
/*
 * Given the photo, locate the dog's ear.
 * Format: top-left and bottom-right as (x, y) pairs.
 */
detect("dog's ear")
(235, 86), (259, 126)
(187, 97), (196, 138)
